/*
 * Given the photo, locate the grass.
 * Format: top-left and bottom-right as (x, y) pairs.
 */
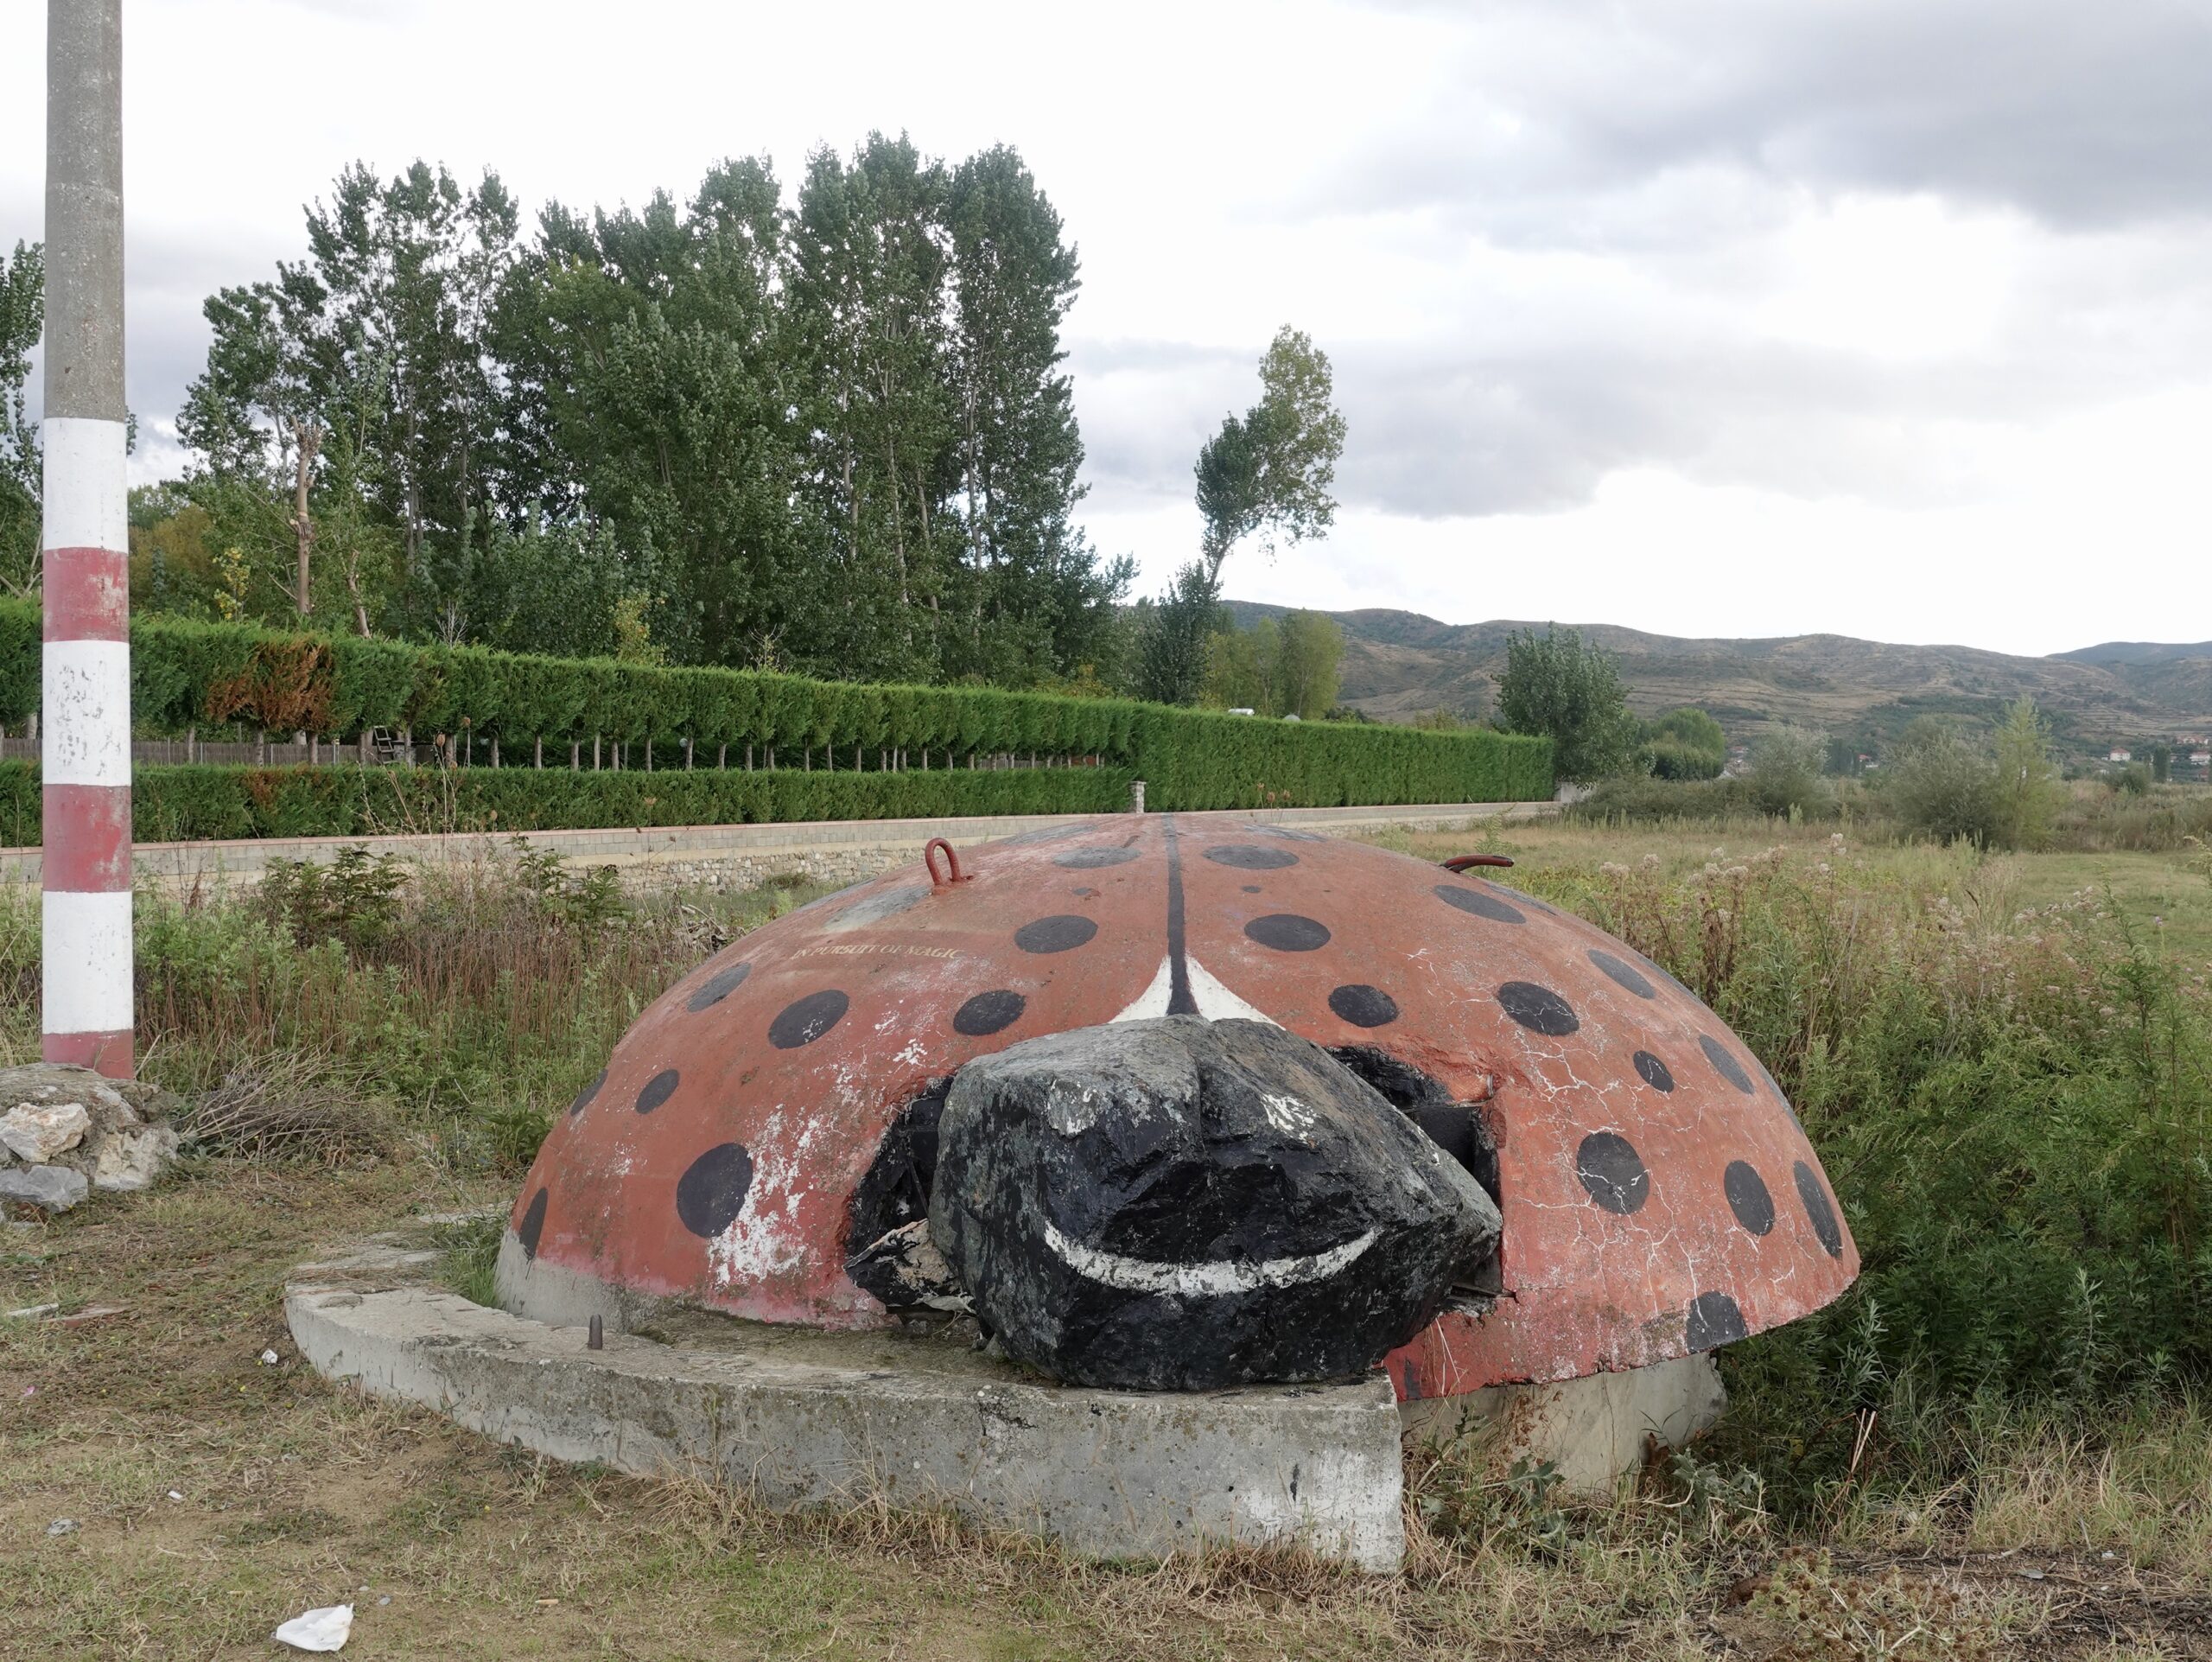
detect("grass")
(7, 1162), (2212, 1659)
(4, 818), (2212, 1655)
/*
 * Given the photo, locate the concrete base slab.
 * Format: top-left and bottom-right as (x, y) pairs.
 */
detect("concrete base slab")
(1399, 1353), (1726, 1492)
(287, 1230), (1406, 1570)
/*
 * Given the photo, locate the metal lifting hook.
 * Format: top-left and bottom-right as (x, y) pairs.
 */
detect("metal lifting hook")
(925, 837), (969, 887)
(1441, 854), (1516, 870)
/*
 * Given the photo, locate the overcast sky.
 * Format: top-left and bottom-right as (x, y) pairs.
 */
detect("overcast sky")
(3, 0), (2207, 656)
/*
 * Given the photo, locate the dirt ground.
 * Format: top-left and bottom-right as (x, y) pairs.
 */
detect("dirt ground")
(6, 1158), (2210, 1660)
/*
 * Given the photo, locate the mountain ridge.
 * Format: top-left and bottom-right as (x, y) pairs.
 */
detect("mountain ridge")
(1223, 602), (2212, 755)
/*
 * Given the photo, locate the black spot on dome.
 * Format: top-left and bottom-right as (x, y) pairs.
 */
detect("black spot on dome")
(687, 961), (751, 1012)
(1014, 914), (1098, 954)
(1633, 1050), (1675, 1092)
(1242, 883), (1261, 894)
(1054, 846), (1140, 869)
(635, 1068), (680, 1114)
(1328, 984), (1399, 1028)
(1497, 980), (1578, 1036)
(1204, 844), (1299, 869)
(953, 989), (1027, 1036)
(1576, 1130), (1649, 1214)
(1686, 1290), (1748, 1352)
(1588, 948), (1656, 999)
(567, 1067), (606, 1118)
(1795, 1161), (1845, 1258)
(675, 1143), (756, 1239)
(1434, 882), (1524, 924)
(1245, 914), (1331, 952)
(517, 1188), (548, 1259)
(1725, 1161), (1775, 1235)
(1700, 1034), (1756, 1093)
(770, 989), (850, 1048)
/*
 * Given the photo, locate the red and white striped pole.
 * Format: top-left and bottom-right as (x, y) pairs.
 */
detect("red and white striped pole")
(41, 0), (132, 1078)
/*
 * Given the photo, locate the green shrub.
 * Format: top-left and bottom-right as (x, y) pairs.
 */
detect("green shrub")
(1566, 774), (1758, 824)
(0, 759), (1139, 844)
(0, 597), (1552, 811)
(1496, 623), (1638, 782)
(1643, 707), (1727, 780)
(1744, 725), (1832, 818)
(1883, 717), (2004, 844)
(1543, 846), (2212, 1492)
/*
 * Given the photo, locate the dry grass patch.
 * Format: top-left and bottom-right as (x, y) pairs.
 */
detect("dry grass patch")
(11, 1162), (2212, 1658)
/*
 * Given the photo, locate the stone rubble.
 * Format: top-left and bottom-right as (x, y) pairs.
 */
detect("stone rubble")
(0, 1163), (90, 1212)
(0, 1064), (182, 1213)
(0, 1100), (91, 1164)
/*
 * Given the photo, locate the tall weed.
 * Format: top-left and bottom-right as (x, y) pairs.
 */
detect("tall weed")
(2, 843), (830, 1172)
(1529, 839), (2212, 1499)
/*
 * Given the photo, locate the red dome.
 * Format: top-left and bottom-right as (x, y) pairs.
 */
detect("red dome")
(507, 815), (1857, 1399)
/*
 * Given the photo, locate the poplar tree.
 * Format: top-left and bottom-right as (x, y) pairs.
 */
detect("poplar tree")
(0, 241), (42, 593)
(163, 142), (1125, 689)
(944, 147), (1127, 683)
(791, 134), (957, 681)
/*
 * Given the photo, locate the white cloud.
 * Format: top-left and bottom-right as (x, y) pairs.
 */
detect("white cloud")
(0, 0), (2204, 653)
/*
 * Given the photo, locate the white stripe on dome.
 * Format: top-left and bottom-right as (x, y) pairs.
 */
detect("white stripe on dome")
(1109, 956), (1281, 1024)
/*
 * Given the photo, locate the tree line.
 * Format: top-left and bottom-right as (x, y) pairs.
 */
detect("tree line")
(0, 141), (1361, 720)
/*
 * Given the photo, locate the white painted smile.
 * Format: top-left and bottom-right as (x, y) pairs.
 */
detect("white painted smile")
(1042, 1219), (1381, 1297)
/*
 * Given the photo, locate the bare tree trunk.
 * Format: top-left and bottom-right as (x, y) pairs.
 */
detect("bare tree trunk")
(291, 419), (324, 615)
(342, 557), (372, 637)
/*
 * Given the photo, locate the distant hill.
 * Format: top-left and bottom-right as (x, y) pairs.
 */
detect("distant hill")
(1223, 602), (2212, 757)
(2052, 641), (2212, 666)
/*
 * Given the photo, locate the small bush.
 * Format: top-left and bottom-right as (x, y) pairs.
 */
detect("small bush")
(1883, 718), (2004, 844)
(253, 846), (408, 950)
(1643, 708), (1727, 780)
(1567, 774), (1758, 825)
(1744, 725), (1832, 818)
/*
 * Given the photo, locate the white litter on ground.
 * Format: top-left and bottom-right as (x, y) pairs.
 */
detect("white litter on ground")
(273, 1603), (353, 1652)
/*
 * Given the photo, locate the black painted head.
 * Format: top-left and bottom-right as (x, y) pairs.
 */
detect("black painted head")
(905, 1016), (1502, 1391)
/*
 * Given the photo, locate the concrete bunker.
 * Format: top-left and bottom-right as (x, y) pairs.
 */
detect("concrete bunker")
(279, 813), (1865, 1564)
(496, 816), (1854, 1421)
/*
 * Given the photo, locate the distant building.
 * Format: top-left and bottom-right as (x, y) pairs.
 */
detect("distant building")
(2109, 747), (2133, 762)
(2192, 751), (2210, 767)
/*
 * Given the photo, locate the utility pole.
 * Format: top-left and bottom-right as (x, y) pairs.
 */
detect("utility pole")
(41, 0), (132, 1078)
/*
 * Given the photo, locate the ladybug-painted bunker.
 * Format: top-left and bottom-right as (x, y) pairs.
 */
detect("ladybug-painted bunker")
(499, 816), (1857, 1403)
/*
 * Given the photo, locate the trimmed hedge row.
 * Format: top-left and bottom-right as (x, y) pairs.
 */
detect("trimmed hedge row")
(0, 602), (1553, 811)
(0, 760), (1134, 845)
